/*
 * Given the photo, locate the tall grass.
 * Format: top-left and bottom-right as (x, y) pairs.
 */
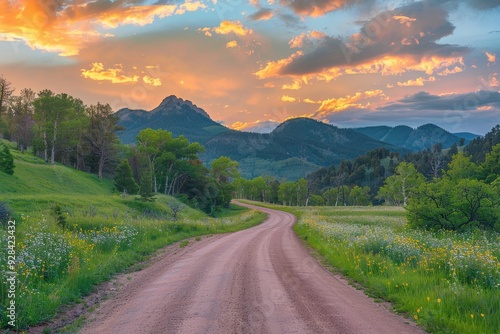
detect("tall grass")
(0, 205), (266, 329)
(293, 206), (499, 334)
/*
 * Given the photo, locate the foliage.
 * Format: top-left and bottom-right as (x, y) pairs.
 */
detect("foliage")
(0, 143), (14, 175)
(377, 162), (425, 206)
(114, 159), (139, 195)
(52, 203), (68, 230)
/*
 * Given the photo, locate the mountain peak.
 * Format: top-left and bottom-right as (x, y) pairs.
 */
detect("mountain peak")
(154, 95), (210, 118)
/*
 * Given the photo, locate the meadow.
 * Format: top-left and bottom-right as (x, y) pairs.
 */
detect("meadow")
(293, 206), (500, 334)
(239, 200), (500, 334)
(0, 144), (266, 329)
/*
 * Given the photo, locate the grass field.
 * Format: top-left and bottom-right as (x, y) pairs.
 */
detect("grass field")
(0, 143), (267, 329)
(241, 201), (500, 334)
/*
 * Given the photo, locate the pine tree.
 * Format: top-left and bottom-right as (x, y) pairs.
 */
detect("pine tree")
(114, 160), (139, 195)
(139, 168), (155, 201)
(0, 143), (15, 175)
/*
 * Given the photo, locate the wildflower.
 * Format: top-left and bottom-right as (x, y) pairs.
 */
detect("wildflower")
(426, 297), (430, 302)
(470, 314), (474, 319)
(437, 298), (441, 303)
(481, 314), (485, 318)
(414, 315), (418, 320)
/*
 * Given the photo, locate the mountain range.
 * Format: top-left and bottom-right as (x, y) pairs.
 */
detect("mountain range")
(116, 96), (478, 180)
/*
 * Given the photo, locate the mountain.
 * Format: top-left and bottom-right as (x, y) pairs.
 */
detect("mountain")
(354, 124), (465, 151)
(116, 98), (404, 180)
(453, 132), (480, 142)
(116, 95), (228, 144)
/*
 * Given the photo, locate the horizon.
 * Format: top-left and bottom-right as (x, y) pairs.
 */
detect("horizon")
(1, 0), (499, 134)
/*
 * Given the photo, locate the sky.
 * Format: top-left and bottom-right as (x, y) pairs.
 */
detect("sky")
(1, 0), (499, 135)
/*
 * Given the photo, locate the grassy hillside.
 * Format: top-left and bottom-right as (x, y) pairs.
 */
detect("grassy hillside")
(0, 141), (266, 330)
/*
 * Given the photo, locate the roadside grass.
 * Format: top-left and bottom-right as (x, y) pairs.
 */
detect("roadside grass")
(242, 201), (500, 334)
(0, 149), (267, 330)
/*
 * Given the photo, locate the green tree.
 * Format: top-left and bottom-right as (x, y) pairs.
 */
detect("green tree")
(377, 162), (425, 206)
(278, 181), (296, 206)
(480, 144), (500, 183)
(0, 143), (15, 175)
(446, 152), (478, 181)
(83, 103), (121, 179)
(114, 160), (139, 195)
(349, 185), (371, 206)
(139, 168), (155, 202)
(210, 156), (239, 183)
(408, 179), (499, 231)
(296, 178), (309, 206)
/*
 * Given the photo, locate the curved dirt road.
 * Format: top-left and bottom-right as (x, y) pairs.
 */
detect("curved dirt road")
(80, 202), (425, 334)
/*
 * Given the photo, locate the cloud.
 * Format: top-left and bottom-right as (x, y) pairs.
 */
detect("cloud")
(489, 73), (499, 87)
(279, 0), (376, 17)
(315, 89), (384, 116)
(80, 63), (139, 83)
(226, 40), (238, 48)
(0, 0), (206, 56)
(303, 98), (318, 104)
(143, 75), (162, 86)
(437, 66), (463, 76)
(381, 90), (500, 112)
(212, 20), (253, 36)
(397, 76), (436, 87)
(248, 8), (274, 21)
(282, 95), (297, 102)
(231, 120), (280, 133)
(255, 2), (469, 81)
(289, 30), (327, 48)
(281, 79), (302, 90)
(486, 51), (496, 64)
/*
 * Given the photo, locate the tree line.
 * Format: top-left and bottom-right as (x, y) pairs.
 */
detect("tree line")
(0, 75), (240, 215)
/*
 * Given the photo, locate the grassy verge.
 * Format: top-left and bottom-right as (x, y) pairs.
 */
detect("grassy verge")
(243, 201), (500, 334)
(0, 148), (267, 330)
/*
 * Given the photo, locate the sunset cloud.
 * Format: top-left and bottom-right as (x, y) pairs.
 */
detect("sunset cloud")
(255, 2), (469, 81)
(486, 51), (496, 64)
(280, 0), (358, 17)
(282, 79), (303, 90)
(249, 8), (274, 21)
(226, 40), (238, 48)
(0, 0), (206, 56)
(316, 89), (384, 115)
(282, 95), (297, 102)
(80, 63), (139, 84)
(289, 30), (327, 48)
(397, 76), (436, 87)
(143, 75), (162, 87)
(212, 20), (253, 36)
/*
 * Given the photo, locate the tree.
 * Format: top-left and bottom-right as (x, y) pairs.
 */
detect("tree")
(83, 103), (121, 179)
(210, 156), (239, 183)
(0, 75), (14, 119)
(10, 88), (35, 153)
(33, 91), (75, 164)
(377, 162), (425, 206)
(408, 179), (499, 231)
(0, 143), (15, 175)
(139, 168), (155, 201)
(168, 201), (185, 221)
(114, 160), (139, 195)
(446, 152), (478, 181)
(278, 181), (296, 206)
(349, 185), (371, 206)
(296, 178), (309, 206)
(480, 144), (500, 183)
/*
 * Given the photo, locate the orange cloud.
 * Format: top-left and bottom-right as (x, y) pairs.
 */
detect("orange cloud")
(80, 63), (139, 84)
(316, 90), (384, 115)
(213, 20), (253, 36)
(226, 40), (238, 48)
(486, 51), (496, 63)
(303, 98), (318, 104)
(489, 73), (499, 87)
(397, 76), (436, 87)
(95, 5), (177, 29)
(254, 51), (303, 79)
(282, 95), (297, 102)
(437, 66), (463, 76)
(282, 79), (302, 90)
(143, 75), (162, 86)
(289, 30), (327, 48)
(284, 0), (350, 17)
(0, 1), (206, 56)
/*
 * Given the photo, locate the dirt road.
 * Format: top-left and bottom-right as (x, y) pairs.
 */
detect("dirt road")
(79, 202), (425, 334)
